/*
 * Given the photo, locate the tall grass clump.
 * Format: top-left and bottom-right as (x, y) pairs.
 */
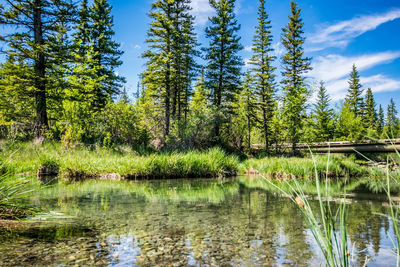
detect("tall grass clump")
(0, 173), (36, 220)
(261, 151), (351, 266)
(242, 154), (361, 179)
(62, 147), (239, 180)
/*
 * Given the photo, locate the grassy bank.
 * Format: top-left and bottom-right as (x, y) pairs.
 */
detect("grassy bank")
(1, 141), (398, 181)
(0, 142), (239, 179)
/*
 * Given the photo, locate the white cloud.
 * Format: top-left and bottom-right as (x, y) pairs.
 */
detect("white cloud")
(322, 75), (400, 101)
(272, 42), (285, 57)
(190, 0), (214, 26)
(308, 9), (400, 51)
(244, 45), (253, 52)
(310, 51), (400, 100)
(134, 45), (141, 50)
(311, 51), (400, 82)
(244, 58), (251, 67)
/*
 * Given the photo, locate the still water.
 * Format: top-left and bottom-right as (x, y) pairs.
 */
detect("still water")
(0, 178), (398, 266)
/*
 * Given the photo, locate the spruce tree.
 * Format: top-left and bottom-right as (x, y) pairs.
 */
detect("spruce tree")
(90, 0), (125, 107)
(346, 64), (364, 117)
(0, 0), (75, 137)
(281, 0), (312, 153)
(376, 104), (385, 136)
(385, 98), (399, 138)
(237, 71), (258, 149)
(249, 0), (276, 151)
(142, 0), (197, 137)
(364, 88), (377, 129)
(204, 0), (243, 138)
(191, 67), (208, 110)
(313, 81), (333, 141)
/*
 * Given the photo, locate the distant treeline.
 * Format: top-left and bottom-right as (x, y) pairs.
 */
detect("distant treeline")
(0, 0), (398, 153)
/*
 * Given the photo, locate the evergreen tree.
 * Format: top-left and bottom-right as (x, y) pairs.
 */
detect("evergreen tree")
(73, 0), (91, 58)
(280, 0), (312, 153)
(313, 81), (333, 141)
(142, 0), (197, 137)
(364, 88), (377, 129)
(376, 104), (384, 136)
(249, 0), (276, 151)
(204, 0), (243, 138)
(191, 67), (208, 110)
(384, 98), (399, 138)
(90, 0), (125, 107)
(0, 0), (75, 137)
(235, 71), (258, 149)
(346, 64), (364, 117)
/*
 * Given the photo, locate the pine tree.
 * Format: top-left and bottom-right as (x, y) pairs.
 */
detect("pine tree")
(249, 0), (276, 151)
(384, 98), (399, 138)
(236, 71), (258, 149)
(346, 64), (364, 118)
(90, 0), (125, 107)
(312, 81), (333, 141)
(191, 67), (208, 110)
(281, 0), (312, 153)
(73, 0), (91, 58)
(204, 0), (243, 138)
(142, 0), (197, 137)
(376, 104), (384, 136)
(0, 0), (75, 137)
(364, 88), (377, 129)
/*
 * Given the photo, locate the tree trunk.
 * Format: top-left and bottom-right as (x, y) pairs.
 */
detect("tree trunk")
(33, 0), (48, 138)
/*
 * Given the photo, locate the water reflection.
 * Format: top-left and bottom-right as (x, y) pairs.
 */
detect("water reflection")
(0, 178), (397, 266)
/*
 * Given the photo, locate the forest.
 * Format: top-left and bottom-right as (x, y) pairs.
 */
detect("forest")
(0, 0), (398, 154)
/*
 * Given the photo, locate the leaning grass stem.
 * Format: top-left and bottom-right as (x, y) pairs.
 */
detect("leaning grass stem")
(260, 149), (351, 267)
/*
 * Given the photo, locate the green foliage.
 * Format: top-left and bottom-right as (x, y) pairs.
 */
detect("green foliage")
(376, 104), (385, 136)
(0, 173), (36, 220)
(384, 98), (400, 138)
(312, 82), (334, 141)
(142, 0), (198, 137)
(231, 71), (258, 150)
(345, 64), (364, 118)
(204, 0), (243, 138)
(364, 88), (377, 129)
(334, 103), (365, 140)
(90, 0), (125, 106)
(281, 1), (312, 152)
(249, 0), (276, 150)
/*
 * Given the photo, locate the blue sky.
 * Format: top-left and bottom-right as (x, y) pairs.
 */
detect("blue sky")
(110, 0), (400, 108)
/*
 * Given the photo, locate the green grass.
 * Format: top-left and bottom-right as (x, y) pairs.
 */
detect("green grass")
(0, 173), (37, 220)
(0, 142), (239, 180)
(2, 141), (400, 182)
(240, 155), (362, 179)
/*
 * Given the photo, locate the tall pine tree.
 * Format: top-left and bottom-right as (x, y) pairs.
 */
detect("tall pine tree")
(281, 0), (312, 153)
(90, 0), (125, 107)
(384, 98), (399, 138)
(376, 104), (384, 136)
(345, 64), (364, 118)
(0, 0), (75, 137)
(204, 0), (243, 138)
(312, 81), (333, 141)
(364, 88), (377, 129)
(249, 0), (276, 151)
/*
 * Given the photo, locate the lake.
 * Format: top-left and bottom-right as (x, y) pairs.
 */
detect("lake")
(0, 178), (397, 266)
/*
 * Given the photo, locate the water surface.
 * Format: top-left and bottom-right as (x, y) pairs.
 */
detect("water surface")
(0, 178), (397, 266)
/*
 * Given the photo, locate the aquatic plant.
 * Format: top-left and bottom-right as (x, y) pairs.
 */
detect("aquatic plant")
(0, 173), (35, 220)
(260, 151), (351, 267)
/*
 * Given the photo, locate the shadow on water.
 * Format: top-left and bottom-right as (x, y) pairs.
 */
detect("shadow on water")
(0, 177), (398, 266)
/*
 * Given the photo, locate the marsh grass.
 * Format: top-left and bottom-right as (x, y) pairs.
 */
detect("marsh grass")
(0, 173), (36, 220)
(259, 151), (352, 267)
(0, 142), (239, 179)
(241, 155), (361, 179)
